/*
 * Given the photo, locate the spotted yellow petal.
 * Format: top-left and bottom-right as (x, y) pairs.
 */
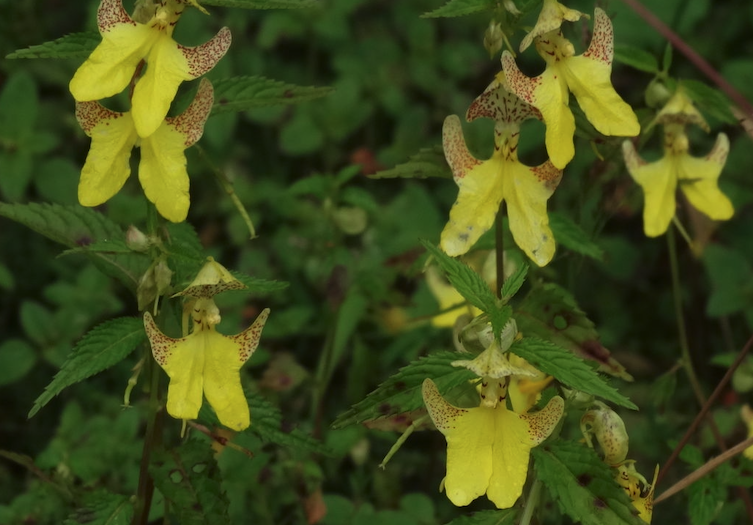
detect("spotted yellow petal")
(175, 256), (246, 298)
(623, 140), (676, 237)
(139, 78), (213, 222)
(131, 27), (230, 137)
(503, 52), (574, 169)
(203, 308), (270, 431)
(440, 115), (502, 256)
(75, 101), (138, 207)
(69, 0), (158, 102)
(144, 312), (205, 421)
(483, 405), (530, 508)
(563, 9), (639, 138)
(505, 160), (562, 266)
(422, 379), (493, 506)
(519, 0), (587, 52)
(466, 72), (541, 125)
(522, 395), (564, 446)
(677, 133), (734, 221)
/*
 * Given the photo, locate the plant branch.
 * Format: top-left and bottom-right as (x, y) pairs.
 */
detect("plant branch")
(618, 0), (753, 117)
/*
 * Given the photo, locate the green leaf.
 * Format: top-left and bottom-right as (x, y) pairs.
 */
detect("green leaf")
(500, 264), (528, 302)
(422, 0), (496, 18)
(29, 317), (146, 418)
(210, 76), (334, 115)
(532, 440), (645, 525)
(332, 351), (477, 428)
(60, 239), (136, 257)
(702, 244), (753, 316)
(510, 336), (637, 409)
(662, 43), (673, 72)
(420, 240), (497, 313)
(613, 44), (659, 73)
(0, 202), (145, 290)
(681, 79), (737, 124)
(200, 0), (318, 8)
(199, 390), (332, 455)
(515, 283), (632, 381)
(443, 509), (517, 525)
(64, 490), (133, 525)
(549, 212), (604, 261)
(150, 440), (230, 525)
(229, 271), (289, 295)
(688, 475), (724, 525)
(0, 339), (36, 386)
(6, 32), (99, 59)
(369, 145), (452, 179)
(0, 262), (13, 290)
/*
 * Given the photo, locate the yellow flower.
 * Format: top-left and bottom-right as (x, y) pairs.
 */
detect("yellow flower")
(69, 0), (231, 138)
(144, 299), (270, 431)
(507, 354), (553, 414)
(76, 78), (214, 222)
(422, 377), (563, 508)
(175, 256), (247, 298)
(441, 73), (562, 266)
(519, 0), (587, 52)
(502, 8), (639, 169)
(742, 404), (753, 461)
(623, 89), (733, 237)
(616, 462), (658, 524)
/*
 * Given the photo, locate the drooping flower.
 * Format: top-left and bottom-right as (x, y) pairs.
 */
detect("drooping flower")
(422, 377), (563, 508)
(441, 72), (562, 266)
(623, 88), (733, 237)
(175, 256), (247, 298)
(69, 0), (231, 138)
(76, 77), (214, 222)
(502, 8), (640, 169)
(144, 299), (270, 431)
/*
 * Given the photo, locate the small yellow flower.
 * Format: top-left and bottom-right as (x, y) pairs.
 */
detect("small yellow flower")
(519, 0), (588, 53)
(144, 299), (270, 431)
(441, 72), (562, 266)
(175, 256), (247, 298)
(76, 78), (214, 222)
(422, 377), (563, 508)
(69, 0), (231, 138)
(502, 8), (639, 169)
(623, 88), (733, 237)
(616, 462), (658, 524)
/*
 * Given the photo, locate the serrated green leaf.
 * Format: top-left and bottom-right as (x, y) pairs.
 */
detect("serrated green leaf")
(421, 240), (497, 313)
(199, 390), (332, 455)
(680, 79), (737, 124)
(532, 441), (645, 525)
(510, 337), (637, 409)
(501, 264), (528, 301)
(229, 271), (289, 294)
(369, 145), (452, 179)
(0, 202), (145, 290)
(200, 0), (318, 8)
(443, 509), (517, 525)
(60, 239), (136, 257)
(332, 351), (477, 428)
(613, 44), (659, 73)
(549, 212), (604, 261)
(6, 32), (99, 59)
(150, 440), (230, 525)
(64, 490), (133, 525)
(29, 317), (146, 418)
(516, 283), (632, 381)
(702, 244), (753, 316)
(688, 475), (724, 525)
(210, 76), (333, 115)
(422, 0), (496, 18)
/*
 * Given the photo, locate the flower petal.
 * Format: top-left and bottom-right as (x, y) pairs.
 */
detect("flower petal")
(70, 0), (157, 101)
(486, 407), (531, 509)
(75, 101), (138, 207)
(504, 159), (562, 266)
(144, 312), (204, 421)
(563, 9), (639, 138)
(131, 27), (230, 138)
(519, 0), (587, 52)
(175, 254), (246, 298)
(503, 52), (574, 169)
(678, 133), (734, 221)
(521, 395), (564, 446)
(422, 379), (493, 507)
(203, 309), (269, 431)
(425, 266), (480, 328)
(623, 140), (676, 237)
(466, 72), (541, 125)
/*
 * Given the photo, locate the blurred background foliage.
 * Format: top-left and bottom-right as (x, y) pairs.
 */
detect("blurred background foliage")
(2, 0), (753, 523)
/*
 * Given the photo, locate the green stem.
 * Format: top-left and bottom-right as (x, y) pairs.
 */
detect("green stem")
(495, 201), (506, 297)
(519, 478), (542, 525)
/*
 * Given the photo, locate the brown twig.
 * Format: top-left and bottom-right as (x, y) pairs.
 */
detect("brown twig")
(618, 0), (753, 118)
(657, 333), (753, 486)
(654, 434), (753, 505)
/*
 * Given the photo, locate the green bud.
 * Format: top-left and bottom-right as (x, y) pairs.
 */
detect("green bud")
(483, 21), (505, 59)
(645, 78), (671, 109)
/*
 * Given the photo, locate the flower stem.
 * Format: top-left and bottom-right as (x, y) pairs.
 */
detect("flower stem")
(519, 478), (542, 525)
